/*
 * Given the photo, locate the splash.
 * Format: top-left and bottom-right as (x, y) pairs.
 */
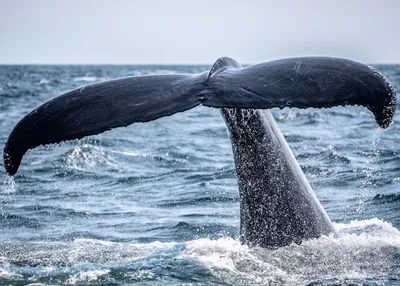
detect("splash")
(357, 128), (385, 214)
(67, 269), (111, 284)
(1, 176), (17, 194)
(64, 144), (119, 171)
(1, 219), (399, 285)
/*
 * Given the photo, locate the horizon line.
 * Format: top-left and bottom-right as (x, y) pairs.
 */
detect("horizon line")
(0, 62), (211, 66)
(1, 61), (400, 66)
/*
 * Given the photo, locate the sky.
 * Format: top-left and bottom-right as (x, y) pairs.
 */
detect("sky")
(0, 0), (399, 64)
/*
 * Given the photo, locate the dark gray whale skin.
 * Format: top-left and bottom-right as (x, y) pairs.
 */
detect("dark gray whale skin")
(3, 57), (397, 248)
(216, 58), (334, 247)
(222, 108), (334, 247)
(221, 109), (334, 247)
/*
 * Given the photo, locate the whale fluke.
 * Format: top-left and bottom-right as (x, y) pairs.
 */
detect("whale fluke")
(205, 57), (397, 129)
(3, 57), (397, 175)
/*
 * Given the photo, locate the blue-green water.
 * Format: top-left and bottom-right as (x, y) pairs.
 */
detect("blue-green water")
(0, 64), (400, 285)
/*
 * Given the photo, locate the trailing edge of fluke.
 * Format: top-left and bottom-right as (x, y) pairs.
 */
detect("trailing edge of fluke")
(3, 57), (397, 176)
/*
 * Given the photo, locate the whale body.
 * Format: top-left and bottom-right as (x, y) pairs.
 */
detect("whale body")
(3, 57), (397, 247)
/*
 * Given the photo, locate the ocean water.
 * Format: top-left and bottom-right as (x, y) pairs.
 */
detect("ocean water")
(0, 63), (399, 286)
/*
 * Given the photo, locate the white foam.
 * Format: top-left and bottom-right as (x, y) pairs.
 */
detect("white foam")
(109, 149), (149, 158)
(153, 69), (176, 75)
(123, 270), (155, 281)
(128, 69), (177, 76)
(73, 76), (106, 82)
(1, 219), (399, 285)
(175, 219), (400, 285)
(0, 257), (22, 279)
(68, 238), (177, 264)
(67, 269), (110, 284)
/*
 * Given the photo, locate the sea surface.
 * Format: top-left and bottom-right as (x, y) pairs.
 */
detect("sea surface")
(0, 63), (400, 286)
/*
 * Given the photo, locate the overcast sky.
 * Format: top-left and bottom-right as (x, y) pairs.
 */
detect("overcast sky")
(1, 0), (399, 64)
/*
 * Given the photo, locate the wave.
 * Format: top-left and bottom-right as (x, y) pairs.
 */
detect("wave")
(372, 193), (400, 203)
(0, 213), (41, 228)
(1, 218), (399, 285)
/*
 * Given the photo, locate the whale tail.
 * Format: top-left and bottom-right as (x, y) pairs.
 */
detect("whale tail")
(4, 57), (397, 175)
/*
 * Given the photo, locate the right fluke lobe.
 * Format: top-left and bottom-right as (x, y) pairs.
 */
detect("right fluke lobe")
(366, 69), (397, 129)
(204, 57), (397, 129)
